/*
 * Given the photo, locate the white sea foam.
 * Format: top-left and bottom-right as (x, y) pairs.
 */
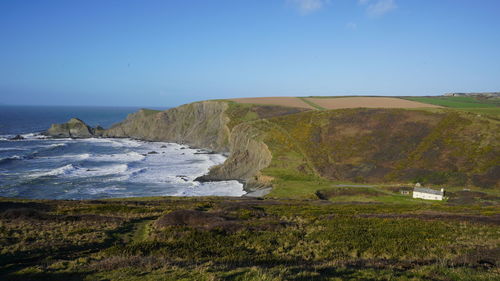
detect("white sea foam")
(21, 133), (48, 140)
(29, 164), (77, 178)
(72, 164), (129, 177)
(84, 138), (142, 148)
(28, 163), (130, 179)
(0, 147), (27, 152)
(174, 181), (245, 197)
(38, 153), (91, 161)
(48, 143), (68, 148)
(0, 155), (23, 163)
(1, 136), (246, 198)
(92, 152), (145, 162)
(83, 186), (127, 195)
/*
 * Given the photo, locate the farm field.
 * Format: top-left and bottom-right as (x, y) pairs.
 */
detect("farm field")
(404, 96), (500, 119)
(304, 97), (441, 110)
(228, 97), (316, 109)
(404, 96), (500, 108)
(228, 96), (443, 110)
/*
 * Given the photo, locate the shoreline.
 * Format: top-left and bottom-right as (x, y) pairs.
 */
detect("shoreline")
(0, 133), (255, 200)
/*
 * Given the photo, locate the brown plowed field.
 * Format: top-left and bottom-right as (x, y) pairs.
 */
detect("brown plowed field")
(306, 97), (442, 109)
(229, 97), (315, 109)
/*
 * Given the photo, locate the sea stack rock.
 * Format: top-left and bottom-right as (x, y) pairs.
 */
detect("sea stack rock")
(45, 118), (94, 138)
(9, 135), (25, 140)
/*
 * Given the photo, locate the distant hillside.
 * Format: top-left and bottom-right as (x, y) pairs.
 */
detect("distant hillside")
(47, 98), (500, 196)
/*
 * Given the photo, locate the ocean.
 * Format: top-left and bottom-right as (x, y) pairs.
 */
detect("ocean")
(0, 106), (245, 199)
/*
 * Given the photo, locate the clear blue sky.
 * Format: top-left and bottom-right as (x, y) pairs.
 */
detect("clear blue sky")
(1, 0), (499, 106)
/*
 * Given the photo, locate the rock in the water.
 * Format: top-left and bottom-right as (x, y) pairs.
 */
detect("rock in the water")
(45, 118), (94, 138)
(10, 135), (25, 140)
(92, 125), (105, 136)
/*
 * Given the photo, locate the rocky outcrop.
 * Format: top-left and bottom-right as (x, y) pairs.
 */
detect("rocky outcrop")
(9, 135), (25, 140)
(43, 101), (500, 189)
(196, 122), (272, 188)
(44, 101), (274, 189)
(105, 101), (273, 187)
(104, 101), (231, 152)
(45, 118), (95, 138)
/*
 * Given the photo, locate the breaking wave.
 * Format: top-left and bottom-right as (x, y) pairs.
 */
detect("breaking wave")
(0, 137), (244, 199)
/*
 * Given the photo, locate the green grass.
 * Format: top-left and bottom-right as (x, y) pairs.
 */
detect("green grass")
(140, 109), (163, 116)
(224, 102), (260, 129)
(1, 197), (498, 280)
(454, 107), (500, 119)
(404, 96), (500, 108)
(298, 97), (325, 110)
(264, 168), (333, 199)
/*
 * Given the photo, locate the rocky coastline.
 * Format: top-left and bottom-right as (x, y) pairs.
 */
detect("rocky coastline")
(44, 101), (273, 193)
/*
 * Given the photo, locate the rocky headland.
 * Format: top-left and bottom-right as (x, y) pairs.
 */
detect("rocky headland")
(45, 100), (500, 190)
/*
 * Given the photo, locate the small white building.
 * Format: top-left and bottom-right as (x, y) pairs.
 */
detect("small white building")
(413, 187), (444, 201)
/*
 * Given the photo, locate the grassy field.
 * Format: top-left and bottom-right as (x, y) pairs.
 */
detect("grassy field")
(304, 97), (441, 110)
(404, 96), (500, 119)
(404, 96), (500, 108)
(0, 196), (499, 281)
(228, 97), (315, 109)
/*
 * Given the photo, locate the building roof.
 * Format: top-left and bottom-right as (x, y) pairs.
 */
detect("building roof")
(414, 187), (443, 195)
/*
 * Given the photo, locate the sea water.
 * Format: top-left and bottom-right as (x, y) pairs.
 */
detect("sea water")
(0, 106), (245, 199)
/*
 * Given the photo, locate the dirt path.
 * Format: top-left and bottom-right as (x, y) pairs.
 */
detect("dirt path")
(118, 217), (156, 243)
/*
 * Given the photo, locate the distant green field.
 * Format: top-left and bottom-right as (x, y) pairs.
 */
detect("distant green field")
(404, 96), (500, 108)
(404, 96), (500, 119)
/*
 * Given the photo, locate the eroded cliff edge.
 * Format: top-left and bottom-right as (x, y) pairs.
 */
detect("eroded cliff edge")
(103, 101), (274, 188)
(46, 101), (500, 191)
(104, 101), (231, 152)
(45, 101), (278, 189)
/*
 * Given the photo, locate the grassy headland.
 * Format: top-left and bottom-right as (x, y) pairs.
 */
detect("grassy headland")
(20, 95), (500, 280)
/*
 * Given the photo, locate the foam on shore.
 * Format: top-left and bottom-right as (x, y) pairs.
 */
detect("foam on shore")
(0, 136), (245, 199)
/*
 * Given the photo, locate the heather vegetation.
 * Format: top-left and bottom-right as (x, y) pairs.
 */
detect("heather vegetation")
(218, 99), (500, 196)
(245, 108), (499, 198)
(0, 197), (499, 280)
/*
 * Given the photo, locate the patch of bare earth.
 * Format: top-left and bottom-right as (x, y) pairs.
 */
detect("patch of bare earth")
(229, 97), (316, 109)
(306, 97), (442, 109)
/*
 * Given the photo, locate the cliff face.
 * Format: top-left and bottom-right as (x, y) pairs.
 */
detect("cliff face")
(104, 101), (231, 152)
(45, 102), (499, 189)
(43, 102), (284, 188)
(103, 101), (274, 187)
(196, 122), (272, 188)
